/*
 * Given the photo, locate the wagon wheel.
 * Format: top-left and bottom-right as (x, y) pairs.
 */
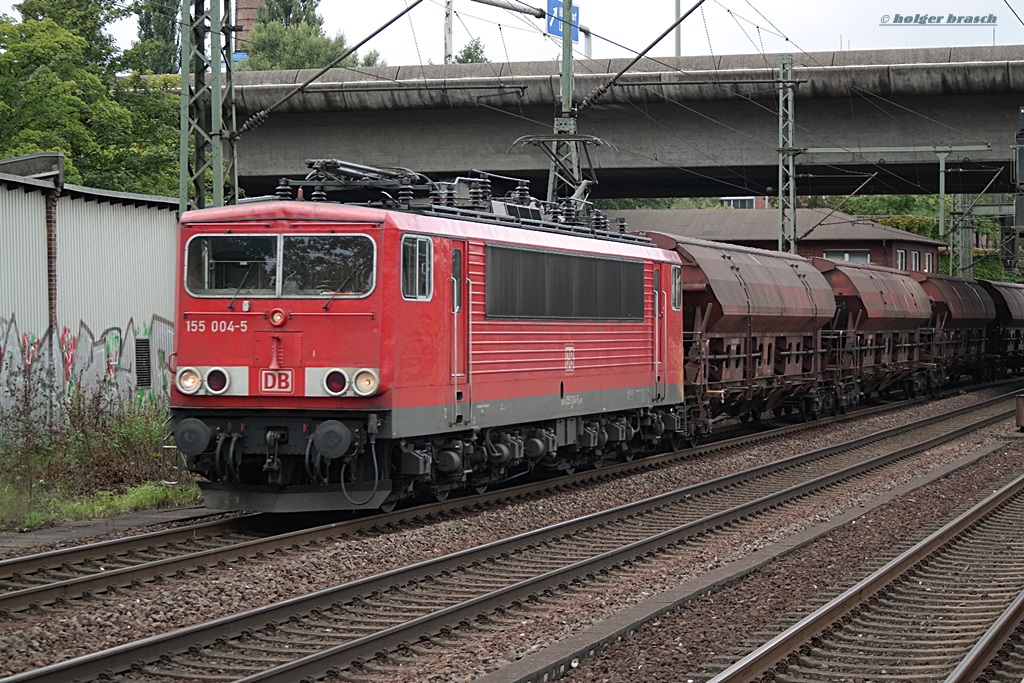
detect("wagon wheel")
(667, 432), (687, 452)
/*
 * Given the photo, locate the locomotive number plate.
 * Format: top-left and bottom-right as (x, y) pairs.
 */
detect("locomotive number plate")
(260, 369), (294, 393)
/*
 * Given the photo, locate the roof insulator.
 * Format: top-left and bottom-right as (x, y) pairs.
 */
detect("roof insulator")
(398, 184), (413, 208)
(311, 186), (327, 201)
(515, 180), (530, 205)
(469, 181), (484, 208)
(275, 178), (292, 200)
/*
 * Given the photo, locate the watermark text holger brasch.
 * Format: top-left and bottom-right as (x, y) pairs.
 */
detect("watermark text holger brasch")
(879, 13), (997, 25)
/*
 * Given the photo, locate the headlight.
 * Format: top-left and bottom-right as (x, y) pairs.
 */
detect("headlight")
(269, 308), (287, 327)
(352, 369), (379, 396)
(324, 369), (349, 396)
(205, 368), (229, 394)
(177, 367), (202, 395)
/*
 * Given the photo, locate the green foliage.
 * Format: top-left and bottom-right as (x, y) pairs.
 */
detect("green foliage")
(803, 193), (940, 218)
(241, 20), (357, 70)
(13, 0), (128, 73)
(0, 363), (192, 531)
(455, 38), (488, 64)
(0, 5), (180, 195)
(131, 0), (178, 75)
(257, 0), (322, 30)
(969, 251), (1006, 281)
(238, 0), (387, 69)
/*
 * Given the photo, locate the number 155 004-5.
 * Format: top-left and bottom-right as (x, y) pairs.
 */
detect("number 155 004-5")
(185, 319), (248, 333)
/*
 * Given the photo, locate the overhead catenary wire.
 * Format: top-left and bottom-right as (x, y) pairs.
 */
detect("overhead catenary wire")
(237, 0), (426, 135)
(577, 0), (708, 113)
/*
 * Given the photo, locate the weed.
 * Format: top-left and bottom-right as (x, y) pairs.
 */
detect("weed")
(0, 356), (187, 531)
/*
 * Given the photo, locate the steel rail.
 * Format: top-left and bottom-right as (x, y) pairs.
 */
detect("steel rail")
(0, 383), (974, 614)
(706, 470), (1024, 683)
(944, 583), (1024, 681)
(3, 393), (1013, 683)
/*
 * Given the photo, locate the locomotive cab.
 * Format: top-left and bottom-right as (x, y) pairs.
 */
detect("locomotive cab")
(171, 204), (394, 511)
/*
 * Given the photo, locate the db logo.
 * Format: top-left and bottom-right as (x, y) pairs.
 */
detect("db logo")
(260, 369), (294, 393)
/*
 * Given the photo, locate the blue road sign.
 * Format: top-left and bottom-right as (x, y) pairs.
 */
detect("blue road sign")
(547, 0), (579, 41)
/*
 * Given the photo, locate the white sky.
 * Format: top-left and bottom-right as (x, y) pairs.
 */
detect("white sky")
(314, 0), (1023, 64)
(1, 0), (1022, 65)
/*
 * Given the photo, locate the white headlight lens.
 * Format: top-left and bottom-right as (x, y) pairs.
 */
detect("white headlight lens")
(177, 368), (202, 394)
(352, 369), (379, 396)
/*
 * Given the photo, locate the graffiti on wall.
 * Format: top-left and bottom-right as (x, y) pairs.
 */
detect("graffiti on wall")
(0, 314), (175, 411)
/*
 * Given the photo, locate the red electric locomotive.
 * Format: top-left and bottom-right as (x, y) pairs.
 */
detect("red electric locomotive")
(171, 162), (690, 512)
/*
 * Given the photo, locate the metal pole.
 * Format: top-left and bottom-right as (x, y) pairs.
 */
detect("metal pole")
(178, 0), (192, 213)
(675, 0), (681, 56)
(937, 151), (949, 274)
(778, 54), (797, 253)
(560, 0), (573, 116)
(445, 0), (453, 64)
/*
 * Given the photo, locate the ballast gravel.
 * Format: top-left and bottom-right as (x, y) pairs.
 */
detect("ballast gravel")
(0, 388), (1019, 679)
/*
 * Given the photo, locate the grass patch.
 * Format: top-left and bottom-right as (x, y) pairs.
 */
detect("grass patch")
(0, 481), (203, 532)
(0, 361), (200, 532)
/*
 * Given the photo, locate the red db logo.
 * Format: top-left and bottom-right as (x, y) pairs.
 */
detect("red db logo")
(260, 369), (294, 393)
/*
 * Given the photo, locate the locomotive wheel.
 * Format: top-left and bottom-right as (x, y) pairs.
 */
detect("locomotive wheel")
(378, 492), (399, 513)
(474, 485), (489, 494)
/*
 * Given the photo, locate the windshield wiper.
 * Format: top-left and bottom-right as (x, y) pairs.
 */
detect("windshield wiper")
(322, 273), (356, 311)
(227, 263), (256, 310)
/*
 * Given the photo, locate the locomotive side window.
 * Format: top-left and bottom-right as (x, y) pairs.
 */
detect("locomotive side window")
(402, 235), (433, 300)
(486, 245), (643, 320)
(671, 265), (682, 310)
(186, 235), (277, 296)
(281, 235), (375, 297)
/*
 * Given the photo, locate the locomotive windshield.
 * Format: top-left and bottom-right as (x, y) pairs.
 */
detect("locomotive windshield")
(185, 234), (375, 298)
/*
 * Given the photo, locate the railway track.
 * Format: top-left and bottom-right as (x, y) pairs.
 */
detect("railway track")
(3, 390), (1014, 683)
(688, 466), (1024, 683)
(0, 387), (970, 616)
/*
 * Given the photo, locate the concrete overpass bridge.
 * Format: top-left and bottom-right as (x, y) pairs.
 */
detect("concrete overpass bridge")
(233, 45), (1023, 199)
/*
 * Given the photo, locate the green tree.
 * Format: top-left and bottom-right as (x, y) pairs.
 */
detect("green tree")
(257, 0), (322, 29)
(240, 0), (384, 70)
(0, 10), (179, 195)
(131, 0), (178, 75)
(240, 20), (355, 70)
(13, 0), (128, 73)
(455, 37), (488, 63)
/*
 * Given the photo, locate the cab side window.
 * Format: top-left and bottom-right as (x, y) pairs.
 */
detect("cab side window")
(671, 265), (682, 310)
(402, 235), (433, 300)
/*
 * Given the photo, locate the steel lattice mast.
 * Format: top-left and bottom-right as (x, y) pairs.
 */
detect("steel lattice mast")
(179, 0), (239, 213)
